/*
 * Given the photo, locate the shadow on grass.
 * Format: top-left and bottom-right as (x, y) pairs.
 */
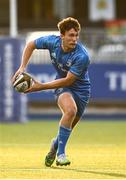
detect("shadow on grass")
(52, 166), (126, 179)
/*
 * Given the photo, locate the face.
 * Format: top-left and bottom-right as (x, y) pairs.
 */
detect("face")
(61, 28), (79, 52)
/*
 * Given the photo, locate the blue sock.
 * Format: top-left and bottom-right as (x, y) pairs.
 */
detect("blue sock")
(57, 126), (72, 156)
(53, 136), (58, 150)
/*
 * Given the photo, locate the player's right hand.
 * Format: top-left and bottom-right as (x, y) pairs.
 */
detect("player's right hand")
(24, 79), (43, 93)
(12, 67), (25, 84)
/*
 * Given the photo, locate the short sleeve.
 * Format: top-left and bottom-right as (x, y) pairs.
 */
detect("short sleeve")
(69, 55), (89, 77)
(34, 35), (55, 50)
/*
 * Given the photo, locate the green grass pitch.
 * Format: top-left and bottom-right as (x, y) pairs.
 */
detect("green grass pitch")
(0, 120), (126, 179)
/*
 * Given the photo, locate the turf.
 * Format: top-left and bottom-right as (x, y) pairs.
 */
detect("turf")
(0, 120), (126, 179)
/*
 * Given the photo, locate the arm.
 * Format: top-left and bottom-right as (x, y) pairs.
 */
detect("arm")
(25, 71), (77, 93)
(12, 41), (36, 82)
(20, 41), (36, 70)
(42, 71), (77, 89)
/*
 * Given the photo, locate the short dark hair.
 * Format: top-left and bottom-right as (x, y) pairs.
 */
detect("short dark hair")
(57, 17), (81, 35)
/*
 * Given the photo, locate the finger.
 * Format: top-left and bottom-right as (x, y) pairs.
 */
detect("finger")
(12, 69), (24, 84)
(12, 72), (20, 84)
(12, 74), (18, 84)
(24, 88), (31, 93)
(24, 86), (33, 93)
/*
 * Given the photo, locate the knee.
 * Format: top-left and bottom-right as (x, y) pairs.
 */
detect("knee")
(65, 107), (77, 119)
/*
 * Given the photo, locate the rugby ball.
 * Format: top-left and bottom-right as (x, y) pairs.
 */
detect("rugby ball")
(13, 72), (33, 93)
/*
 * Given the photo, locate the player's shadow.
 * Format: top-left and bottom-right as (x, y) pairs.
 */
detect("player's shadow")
(52, 166), (126, 179)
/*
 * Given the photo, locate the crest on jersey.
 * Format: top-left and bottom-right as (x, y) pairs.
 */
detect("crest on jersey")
(51, 52), (56, 59)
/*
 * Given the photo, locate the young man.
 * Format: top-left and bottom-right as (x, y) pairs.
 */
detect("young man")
(12, 17), (91, 166)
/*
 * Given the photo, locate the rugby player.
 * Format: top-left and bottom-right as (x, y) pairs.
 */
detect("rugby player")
(12, 17), (91, 166)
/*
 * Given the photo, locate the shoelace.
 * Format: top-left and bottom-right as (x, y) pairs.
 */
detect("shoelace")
(58, 153), (66, 160)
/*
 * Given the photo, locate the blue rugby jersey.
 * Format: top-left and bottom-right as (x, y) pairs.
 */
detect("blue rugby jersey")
(35, 35), (91, 97)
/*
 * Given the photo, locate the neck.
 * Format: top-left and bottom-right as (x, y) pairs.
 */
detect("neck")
(61, 44), (72, 53)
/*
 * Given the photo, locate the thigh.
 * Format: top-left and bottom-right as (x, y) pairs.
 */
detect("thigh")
(57, 92), (77, 114)
(73, 95), (89, 118)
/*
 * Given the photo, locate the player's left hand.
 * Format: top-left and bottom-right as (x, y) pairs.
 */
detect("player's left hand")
(24, 79), (43, 93)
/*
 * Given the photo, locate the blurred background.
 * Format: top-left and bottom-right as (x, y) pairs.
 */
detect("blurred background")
(0, 0), (126, 122)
